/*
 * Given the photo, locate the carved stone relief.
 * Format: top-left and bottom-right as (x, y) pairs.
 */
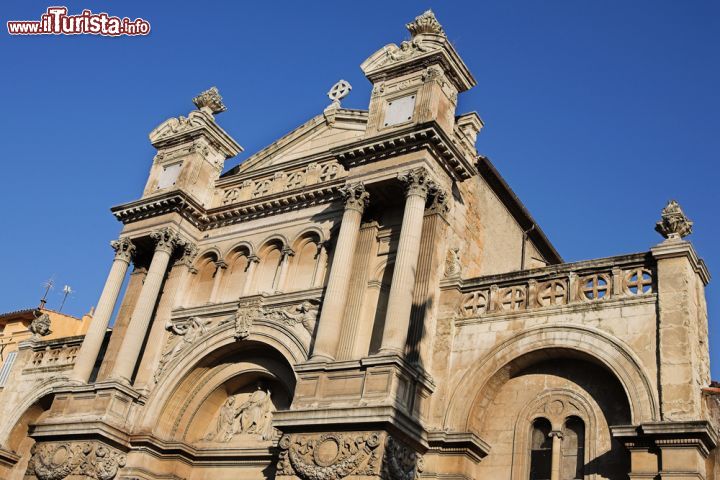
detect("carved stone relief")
(26, 442), (126, 480)
(29, 309), (52, 339)
(204, 385), (275, 442)
(382, 436), (424, 480)
(277, 432), (382, 479)
(154, 316), (210, 383)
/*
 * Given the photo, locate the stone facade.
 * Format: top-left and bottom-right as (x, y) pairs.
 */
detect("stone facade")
(0, 10), (717, 480)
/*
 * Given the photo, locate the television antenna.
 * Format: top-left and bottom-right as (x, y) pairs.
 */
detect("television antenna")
(39, 277), (55, 309)
(59, 285), (73, 312)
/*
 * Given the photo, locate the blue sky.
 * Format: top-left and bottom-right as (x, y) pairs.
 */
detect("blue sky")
(1, 2), (718, 370)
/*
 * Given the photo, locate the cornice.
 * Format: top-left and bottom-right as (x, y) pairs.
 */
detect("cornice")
(333, 121), (477, 181)
(111, 190), (206, 228)
(111, 180), (343, 231)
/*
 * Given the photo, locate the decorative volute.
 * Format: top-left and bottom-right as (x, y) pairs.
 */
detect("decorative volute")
(361, 10), (476, 136)
(143, 87), (243, 206)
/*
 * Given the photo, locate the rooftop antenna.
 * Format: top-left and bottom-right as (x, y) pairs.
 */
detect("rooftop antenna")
(39, 277), (55, 309)
(59, 285), (73, 312)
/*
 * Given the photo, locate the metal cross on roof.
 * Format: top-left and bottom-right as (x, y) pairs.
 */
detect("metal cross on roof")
(327, 80), (352, 108)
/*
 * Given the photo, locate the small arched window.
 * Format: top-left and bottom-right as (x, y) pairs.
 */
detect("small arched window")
(530, 417), (552, 480)
(221, 249), (250, 301)
(561, 416), (585, 480)
(192, 255), (218, 305)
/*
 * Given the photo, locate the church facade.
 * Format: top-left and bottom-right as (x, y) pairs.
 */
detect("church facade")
(0, 10), (717, 480)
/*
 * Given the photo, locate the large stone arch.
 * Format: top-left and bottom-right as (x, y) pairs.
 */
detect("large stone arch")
(138, 319), (306, 434)
(0, 378), (68, 480)
(444, 324), (659, 431)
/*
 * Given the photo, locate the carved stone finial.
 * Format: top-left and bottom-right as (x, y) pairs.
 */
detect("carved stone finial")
(326, 80), (352, 109)
(339, 182), (370, 213)
(193, 86), (227, 115)
(655, 200), (693, 240)
(406, 10), (445, 37)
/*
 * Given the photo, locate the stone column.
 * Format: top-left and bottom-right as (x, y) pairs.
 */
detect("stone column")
(408, 190), (448, 367)
(209, 260), (228, 303)
(71, 237), (135, 383)
(311, 182), (369, 361)
(549, 431), (563, 480)
(275, 246), (295, 292)
(379, 168), (435, 356)
(110, 228), (183, 384)
(312, 241), (329, 287)
(241, 255), (260, 296)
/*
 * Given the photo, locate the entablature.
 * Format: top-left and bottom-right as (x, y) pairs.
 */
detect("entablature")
(334, 121), (477, 181)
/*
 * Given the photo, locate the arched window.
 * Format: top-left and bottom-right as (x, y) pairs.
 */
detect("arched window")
(221, 248), (250, 301)
(191, 255), (218, 305)
(561, 416), (585, 480)
(256, 243), (283, 294)
(290, 236), (319, 291)
(530, 417), (552, 480)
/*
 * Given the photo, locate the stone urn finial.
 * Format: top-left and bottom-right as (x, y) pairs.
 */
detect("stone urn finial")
(406, 10), (445, 37)
(193, 86), (227, 115)
(655, 200), (693, 240)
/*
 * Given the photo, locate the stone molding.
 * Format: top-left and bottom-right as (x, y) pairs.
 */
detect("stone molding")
(26, 441), (126, 480)
(651, 239), (711, 285)
(334, 123), (476, 181)
(613, 421), (718, 457)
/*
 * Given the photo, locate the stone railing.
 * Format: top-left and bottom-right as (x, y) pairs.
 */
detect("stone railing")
(20, 335), (84, 374)
(219, 160), (344, 206)
(456, 253), (654, 319)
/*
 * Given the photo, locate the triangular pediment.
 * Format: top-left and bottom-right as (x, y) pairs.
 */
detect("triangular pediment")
(225, 109), (367, 176)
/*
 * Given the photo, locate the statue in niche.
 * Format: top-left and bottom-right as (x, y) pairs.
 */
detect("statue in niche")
(205, 385), (274, 442)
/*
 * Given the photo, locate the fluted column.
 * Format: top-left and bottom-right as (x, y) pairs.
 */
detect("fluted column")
(311, 182), (369, 361)
(550, 430), (563, 480)
(241, 254), (260, 296)
(209, 260), (227, 302)
(110, 227), (183, 383)
(71, 237), (135, 383)
(275, 246), (295, 292)
(379, 168), (435, 356)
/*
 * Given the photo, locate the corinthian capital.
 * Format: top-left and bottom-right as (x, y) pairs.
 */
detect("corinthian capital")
(427, 187), (449, 215)
(150, 227), (184, 254)
(339, 182), (370, 213)
(177, 242), (198, 268)
(111, 237), (136, 263)
(398, 167), (436, 199)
